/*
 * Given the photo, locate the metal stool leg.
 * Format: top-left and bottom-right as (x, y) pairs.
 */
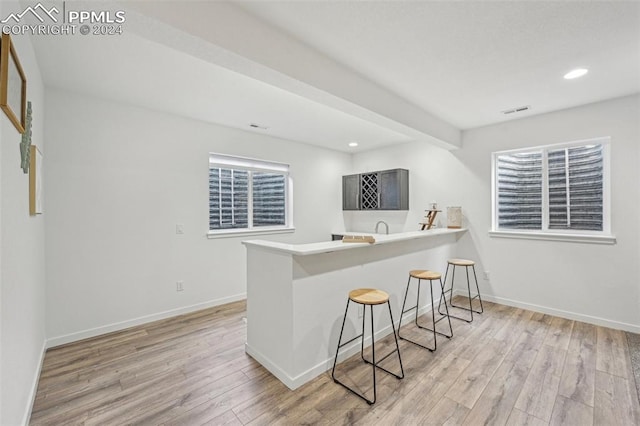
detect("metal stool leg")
(463, 265), (474, 322)
(415, 278), (422, 326)
(429, 279), (436, 350)
(333, 298), (404, 405)
(399, 276), (451, 351)
(398, 275), (413, 334)
(447, 264), (484, 322)
(438, 263), (451, 316)
(362, 302), (405, 379)
(438, 277), (453, 338)
(472, 265), (484, 314)
(416, 279), (453, 338)
(332, 298), (352, 377)
(359, 302), (367, 363)
(399, 275), (435, 351)
(369, 305), (377, 404)
(449, 263), (456, 307)
(386, 301), (405, 379)
(332, 299), (376, 404)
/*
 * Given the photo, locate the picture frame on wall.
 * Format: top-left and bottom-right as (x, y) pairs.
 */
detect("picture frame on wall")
(0, 33), (27, 133)
(29, 145), (43, 215)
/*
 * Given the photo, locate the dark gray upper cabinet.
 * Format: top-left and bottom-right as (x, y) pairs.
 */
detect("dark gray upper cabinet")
(379, 169), (409, 210)
(343, 168), (408, 211)
(342, 174), (360, 210)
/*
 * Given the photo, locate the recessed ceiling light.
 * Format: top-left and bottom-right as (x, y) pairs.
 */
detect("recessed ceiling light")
(348, 142), (358, 147)
(564, 68), (588, 80)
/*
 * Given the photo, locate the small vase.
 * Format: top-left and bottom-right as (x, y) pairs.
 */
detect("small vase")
(447, 207), (462, 229)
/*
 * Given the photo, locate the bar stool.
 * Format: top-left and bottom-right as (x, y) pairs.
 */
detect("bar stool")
(331, 288), (404, 405)
(398, 270), (453, 352)
(438, 259), (484, 322)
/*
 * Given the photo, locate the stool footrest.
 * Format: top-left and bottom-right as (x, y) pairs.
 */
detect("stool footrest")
(362, 349), (404, 379)
(450, 302), (483, 314)
(440, 312), (473, 323)
(441, 288), (482, 300)
(399, 335), (436, 352)
(415, 323), (453, 339)
(333, 378), (376, 405)
(401, 305), (418, 315)
(337, 333), (364, 350)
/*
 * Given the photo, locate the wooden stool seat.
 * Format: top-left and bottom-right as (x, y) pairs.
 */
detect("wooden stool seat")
(409, 269), (428, 278)
(448, 259), (475, 266)
(414, 270), (441, 280)
(349, 288), (389, 305)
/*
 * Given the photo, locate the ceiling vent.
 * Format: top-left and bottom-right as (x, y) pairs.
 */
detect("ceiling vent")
(502, 105), (531, 115)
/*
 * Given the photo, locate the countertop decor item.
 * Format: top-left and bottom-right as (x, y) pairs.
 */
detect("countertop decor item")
(0, 33), (27, 133)
(342, 235), (376, 244)
(447, 206), (462, 229)
(420, 209), (441, 230)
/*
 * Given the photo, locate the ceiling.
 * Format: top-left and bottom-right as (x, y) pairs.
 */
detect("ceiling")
(239, 1), (640, 130)
(29, 1), (640, 152)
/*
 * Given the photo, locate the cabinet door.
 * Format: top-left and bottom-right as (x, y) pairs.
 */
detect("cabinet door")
(342, 174), (360, 210)
(379, 169), (409, 210)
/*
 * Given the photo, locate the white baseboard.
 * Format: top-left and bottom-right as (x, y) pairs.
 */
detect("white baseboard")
(46, 293), (246, 348)
(244, 343), (299, 390)
(245, 304), (432, 390)
(480, 293), (640, 334)
(22, 339), (47, 426)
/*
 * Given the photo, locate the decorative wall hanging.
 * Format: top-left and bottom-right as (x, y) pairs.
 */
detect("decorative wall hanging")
(20, 101), (33, 173)
(0, 33), (27, 133)
(29, 145), (43, 215)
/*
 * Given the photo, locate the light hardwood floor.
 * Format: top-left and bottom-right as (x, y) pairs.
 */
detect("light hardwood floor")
(30, 299), (640, 425)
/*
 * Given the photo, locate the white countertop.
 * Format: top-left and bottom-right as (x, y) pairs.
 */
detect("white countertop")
(242, 228), (466, 256)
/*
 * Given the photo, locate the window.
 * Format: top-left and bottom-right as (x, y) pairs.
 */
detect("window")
(208, 153), (293, 236)
(491, 137), (614, 244)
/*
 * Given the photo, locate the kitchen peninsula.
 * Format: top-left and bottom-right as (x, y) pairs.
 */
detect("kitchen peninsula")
(242, 228), (466, 390)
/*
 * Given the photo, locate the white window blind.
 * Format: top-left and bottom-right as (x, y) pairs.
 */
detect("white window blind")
(208, 154), (291, 233)
(493, 137), (610, 238)
(496, 151), (543, 229)
(548, 145), (603, 231)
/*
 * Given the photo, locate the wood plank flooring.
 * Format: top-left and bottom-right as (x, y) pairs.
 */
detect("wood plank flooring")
(30, 299), (640, 425)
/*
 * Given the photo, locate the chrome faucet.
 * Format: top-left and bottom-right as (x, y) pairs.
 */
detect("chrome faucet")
(375, 220), (389, 235)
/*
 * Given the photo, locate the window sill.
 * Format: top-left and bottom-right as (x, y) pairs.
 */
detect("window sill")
(488, 230), (616, 245)
(207, 227), (295, 239)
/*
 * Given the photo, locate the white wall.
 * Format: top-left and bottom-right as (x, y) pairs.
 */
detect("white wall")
(1, 4), (3, 423)
(344, 142), (469, 234)
(0, 30), (47, 426)
(44, 88), (351, 345)
(350, 95), (640, 332)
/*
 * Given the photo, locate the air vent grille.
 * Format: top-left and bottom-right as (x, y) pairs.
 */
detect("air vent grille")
(502, 105), (531, 115)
